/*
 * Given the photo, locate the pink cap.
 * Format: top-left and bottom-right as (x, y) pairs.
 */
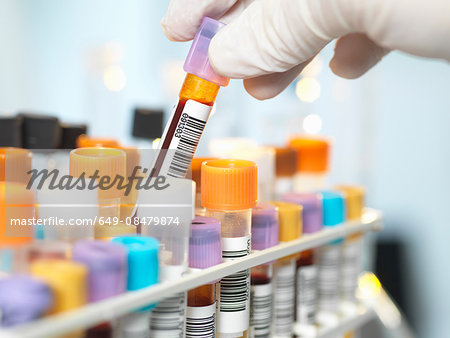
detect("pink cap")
(189, 216), (222, 269)
(184, 17), (230, 87)
(251, 203), (279, 250)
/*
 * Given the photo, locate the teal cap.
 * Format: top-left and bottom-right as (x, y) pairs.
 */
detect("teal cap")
(319, 191), (345, 227)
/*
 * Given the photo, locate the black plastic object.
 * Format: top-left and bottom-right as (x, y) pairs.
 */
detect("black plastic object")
(19, 113), (62, 149)
(60, 123), (88, 149)
(0, 116), (23, 147)
(132, 108), (164, 140)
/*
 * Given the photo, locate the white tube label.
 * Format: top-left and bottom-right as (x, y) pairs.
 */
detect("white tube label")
(317, 244), (341, 312)
(250, 282), (273, 337)
(296, 264), (318, 325)
(273, 260), (296, 337)
(150, 292), (186, 338)
(186, 303), (216, 338)
(340, 238), (362, 301)
(217, 236), (251, 335)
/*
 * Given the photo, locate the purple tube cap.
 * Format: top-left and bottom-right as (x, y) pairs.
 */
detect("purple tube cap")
(184, 17), (230, 87)
(189, 216), (222, 269)
(73, 241), (127, 302)
(0, 276), (52, 327)
(282, 193), (323, 234)
(251, 203), (279, 250)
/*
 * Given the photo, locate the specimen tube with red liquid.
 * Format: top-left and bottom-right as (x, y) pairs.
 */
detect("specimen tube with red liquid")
(250, 203), (279, 338)
(155, 17), (229, 177)
(186, 216), (222, 338)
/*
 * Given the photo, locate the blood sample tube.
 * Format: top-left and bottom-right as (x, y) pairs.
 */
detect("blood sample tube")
(73, 241), (127, 338)
(0, 182), (34, 277)
(76, 135), (120, 148)
(274, 147), (297, 200)
(0, 147), (32, 184)
(315, 191), (345, 327)
(154, 17), (229, 177)
(70, 147), (126, 218)
(282, 193), (323, 337)
(119, 146), (141, 221)
(28, 241), (70, 261)
(250, 203), (279, 338)
(288, 137), (330, 193)
(0, 276), (52, 327)
(190, 157), (215, 215)
(202, 159), (257, 338)
(112, 236), (159, 338)
(30, 259), (87, 338)
(186, 216), (222, 338)
(94, 220), (137, 240)
(268, 201), (302, 338)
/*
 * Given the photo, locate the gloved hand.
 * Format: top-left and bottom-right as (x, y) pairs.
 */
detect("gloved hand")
(162, 0), (450, 100)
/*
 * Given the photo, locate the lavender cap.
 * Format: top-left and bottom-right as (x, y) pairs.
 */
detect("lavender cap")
(0, 276), (52, 327)
(189, 216), (222, 269)
(184, 17), (230, 87)
(251, 203), (279, 250)
(282, 193), (323, 234)
(73, 241), (127, 302)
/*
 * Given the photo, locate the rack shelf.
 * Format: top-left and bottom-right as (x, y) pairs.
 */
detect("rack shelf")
(0, 208), (382, 338)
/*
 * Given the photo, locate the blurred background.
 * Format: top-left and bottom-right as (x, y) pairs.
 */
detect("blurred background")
(1, 1), (449, 337)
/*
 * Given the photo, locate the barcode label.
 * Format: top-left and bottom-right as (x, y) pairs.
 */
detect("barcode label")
(186, 303), (216, 338)
(217, 236), (251, 334)
(317, 244), (341, 312)
(250, 282), (273, 337)
(340, 238), (362, 301)
(273, 260), (296, 336)
(296, 264), (318, 325)
(150, 292), (186, 338)
(158, 100), (212, 178)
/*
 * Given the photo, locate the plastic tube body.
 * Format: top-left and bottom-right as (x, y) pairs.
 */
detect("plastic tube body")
(250, 264), (273, 338)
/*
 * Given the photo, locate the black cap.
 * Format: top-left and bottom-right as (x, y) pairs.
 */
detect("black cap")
(60, 123), (88, 149)
(19, 113), (62, 149)
(0, 116), (23, 147)
(132, 108), (164, 140)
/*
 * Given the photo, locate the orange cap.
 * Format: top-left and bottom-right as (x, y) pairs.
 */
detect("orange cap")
(269, 201), (302, 242)
(0, 182), (34, 246)
(0, 148), (32, 184)
(335, 185), (365, 220)
(201, 159), (257, 210)
(76, 135), (120, 148)
(190, 157), (215, 193)
(120, 147), (141, 178)
(118, 147), (141, 219)
(288, 136), (330, 173)
(274, 147), (297, 177)
(30, 259), (87, 314)
(70, 147), (126, 200)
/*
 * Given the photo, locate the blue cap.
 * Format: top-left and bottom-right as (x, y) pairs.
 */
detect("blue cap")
(319, 191), (345, 226)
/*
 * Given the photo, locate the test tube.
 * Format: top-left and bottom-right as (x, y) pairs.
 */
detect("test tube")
(73, 241), (127, 338)
(70, 147), (126, 218)
(94, 220), (136, 240)
(138, 178), (194, 338)
(186, 216), (222, 338)
(0, 276), (52, 327)
(274, 147), (297, 200)
(315, 191), (345, 327)
(202, 159), (257, 338)
(268, 201), (302, 338)
(112, 236), (159, 338)
(30, 259), (87, 338)
(154, 17), (229, 177)
(288, 137), (330, 193)
(119, 146), (141, 221)
(282, 193), (323, 337)
(0, 182), (34, 277)
(190, 157), (215, 215)
(250, 203), (279, 338)
(0, 147), (32, 184)
(76, 135), (120, 148)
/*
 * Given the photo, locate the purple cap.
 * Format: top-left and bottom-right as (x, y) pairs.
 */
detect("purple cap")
(189, 216), (222, 269)
(282, 193), (323, 234)
(72, 241), (127, 302)
(184, 17), (230, 87)
(251, 203), (279, 250)
(0, 276), (52, 327)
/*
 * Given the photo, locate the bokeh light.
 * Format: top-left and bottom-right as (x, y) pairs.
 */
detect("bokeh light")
(296, 77), (321, 103)
(303, 114), (322, 134)
(103, 66), (126, 92)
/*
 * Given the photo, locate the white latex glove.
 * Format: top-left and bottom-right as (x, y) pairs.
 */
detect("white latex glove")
(162, 0), (450, 100)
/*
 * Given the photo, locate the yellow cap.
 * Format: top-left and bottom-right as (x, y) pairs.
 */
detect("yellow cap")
(95, 222), (137, 240)
(201, 159), (257, 210)
(335, 185), (365, 220)
(76, 135), (120, 148)
(269, 201), (302, 242)
(0, 148), (32, 184)
(30, 259), (87, 314)
(0, 182), (34, 246)
(70, 147), (126, 200)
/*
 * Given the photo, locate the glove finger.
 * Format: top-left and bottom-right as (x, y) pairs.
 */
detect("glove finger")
(329, 33), (389, 79)
(161, 0), (238, 41)
(243, 62), (310, 100)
